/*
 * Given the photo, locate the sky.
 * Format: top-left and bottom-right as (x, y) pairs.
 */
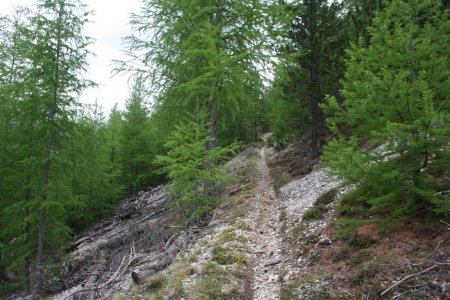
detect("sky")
(0, 0), (142, 113)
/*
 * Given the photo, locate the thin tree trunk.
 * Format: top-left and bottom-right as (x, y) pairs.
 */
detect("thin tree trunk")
(310, 84), (319, 159)
(308, 0), (320, 159)
(24, 172), (33, 294)
(24, 207), (32, 294)
(207, 101), (218, 150)
(24, 114), (35, 295)
(206, 2), (222, 151)
(35, 3), (63, 297)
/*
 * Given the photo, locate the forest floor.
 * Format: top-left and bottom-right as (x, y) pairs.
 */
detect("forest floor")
(268, 136), (450, 299)
(39, 134), (449, 300)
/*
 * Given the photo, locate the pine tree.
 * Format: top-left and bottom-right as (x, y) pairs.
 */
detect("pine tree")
(116, 0), (268, 147)
(323, 0), (450, 226)
(118, 80), (156, 195)
(155, 111), (239, 224)
(104, 104), (124, 195)
(0, 0), (93, 296)
(279, 0), (348, 157)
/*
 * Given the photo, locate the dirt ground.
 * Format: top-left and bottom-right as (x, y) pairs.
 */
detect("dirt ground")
(268, 139), (450, 300)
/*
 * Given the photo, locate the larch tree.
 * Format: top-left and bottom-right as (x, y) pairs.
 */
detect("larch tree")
(155, 110), (239, 224)
(32, 1), (93, 294)
(104, 104), (124, 196)
(0, 9), (36, 293)
(67, 103), (123, 230)
(116, 0), (269, 147)
(323, 0), (449, 228)
(0, 0), (93, 296)
(118, 80), (155, 195)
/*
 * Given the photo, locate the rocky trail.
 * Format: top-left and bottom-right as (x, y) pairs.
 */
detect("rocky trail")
(245, 135), (341, 299)
(247, 138), (283, 299)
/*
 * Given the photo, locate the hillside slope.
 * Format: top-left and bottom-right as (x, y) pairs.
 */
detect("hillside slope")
(41, 137), (449, 300)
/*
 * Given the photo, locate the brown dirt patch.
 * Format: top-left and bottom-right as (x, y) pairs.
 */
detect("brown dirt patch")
(282, 212), (450, 299)
(268, 136), (318, 192)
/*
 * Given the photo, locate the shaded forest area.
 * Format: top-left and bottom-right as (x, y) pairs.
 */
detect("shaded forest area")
(0, 0), (448, 298)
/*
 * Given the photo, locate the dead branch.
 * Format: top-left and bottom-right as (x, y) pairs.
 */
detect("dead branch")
(98, 255), (127, 288)
(131, 231), (190, 284)
(136, 207), (167, 224)
(380, 264), (438, 296)
(164, 233), (179, 250)
(264, 258), (282, 267)
(440, 220), (450, 228)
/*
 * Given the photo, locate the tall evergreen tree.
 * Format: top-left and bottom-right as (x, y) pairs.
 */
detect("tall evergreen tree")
(104, 104), (124, 195)
(0, 0), (93, 296)
(31, 1), (93, 294)
(116, 0), (268, 147)
(119, 80), (156, 195)
(344, 0), (388, 47)
(67, 104), (122, 230)
(276, 0), (348, 157)
(155, 111), (239, 224)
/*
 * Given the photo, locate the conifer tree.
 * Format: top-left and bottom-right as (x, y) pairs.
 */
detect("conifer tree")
(278, 0), (347, 157)
(344, 0), (387, 47)
(104, 104), (124, 194)
(155, 111), (239, 224)
(119, 80), (156, 195)
(67, 104), (122, 230)
(323, 0), (450, 225)
(0, 0), (93, 296)
(117, 0), (268, 147)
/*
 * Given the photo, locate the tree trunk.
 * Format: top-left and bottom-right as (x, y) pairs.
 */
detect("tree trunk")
(308, 0), (321, 159)
(206, 101), (218, 150)
(35, 3), (63, 297)
(310, 88), (319, 159)
(24, 125), (34, 294)
(35, 208), (46, 298)
(24, 174), (32, 295)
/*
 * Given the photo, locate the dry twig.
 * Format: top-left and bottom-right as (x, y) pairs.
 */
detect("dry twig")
(380, 265), (437, 296)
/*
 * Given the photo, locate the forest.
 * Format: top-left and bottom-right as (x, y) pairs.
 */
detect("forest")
(0, 0), (448, 298)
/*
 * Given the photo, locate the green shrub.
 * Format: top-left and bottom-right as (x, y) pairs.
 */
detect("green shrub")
(302, 204), (328, 221)
(314, 188), (338, 206)
(212, 246), (246, 266)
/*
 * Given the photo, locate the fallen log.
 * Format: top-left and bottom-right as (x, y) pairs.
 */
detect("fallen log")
(71, 261), (104, 300)
(131, 231), (190, 284)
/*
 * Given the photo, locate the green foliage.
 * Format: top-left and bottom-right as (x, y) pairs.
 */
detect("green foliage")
(117, 0), (270, 145)
(145, 274), (168, 293)
(323, 0), (450, 222)
(266, 0), (349, 157)
(118, 80), (159, 195)
(155, 111), (240, 224)
(212, 245), (246, 266)
(314, 188), (338, 206)
(66, 104), (123, 230)
(302, 204), (329, 221)
(343, 0), (388, 48)
(265, 63), (307, 148)
(0, 0), (121, 294)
